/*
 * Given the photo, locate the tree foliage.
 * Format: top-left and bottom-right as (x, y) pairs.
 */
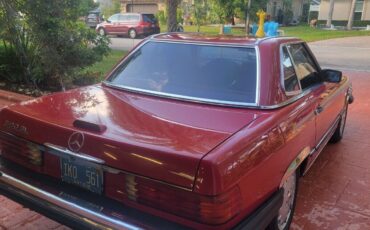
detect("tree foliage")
(101, 0), (121, 19)
(209, 0), (268, 25)
(191, 0), (209, 32)
(0, 0), (110, 91)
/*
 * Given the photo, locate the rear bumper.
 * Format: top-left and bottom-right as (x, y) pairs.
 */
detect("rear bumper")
(0, 159), (187, 230)
(0, 158), (283, 230)
(233, 189), (283, 230)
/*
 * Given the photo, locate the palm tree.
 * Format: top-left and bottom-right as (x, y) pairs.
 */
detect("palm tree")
(326, 0), (335, 27)
(245, 0), (252, 35)
(166, 0), (180, 32)
(347, 0), (356, 30)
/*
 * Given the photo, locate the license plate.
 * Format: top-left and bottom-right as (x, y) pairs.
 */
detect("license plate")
(60, 158), (103, 194)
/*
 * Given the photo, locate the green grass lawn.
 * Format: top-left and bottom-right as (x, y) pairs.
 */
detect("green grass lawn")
(179, 24), (370, 42)
(282, 26), (370, 42)
(83, 50), (127, 80)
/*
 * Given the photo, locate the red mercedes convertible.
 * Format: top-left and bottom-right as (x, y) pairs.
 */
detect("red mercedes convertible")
(0, 33), (353, 230)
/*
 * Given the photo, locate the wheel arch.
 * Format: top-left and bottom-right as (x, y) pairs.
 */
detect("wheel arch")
(97, 27), (106, 35)
(280, 146), (311, 187)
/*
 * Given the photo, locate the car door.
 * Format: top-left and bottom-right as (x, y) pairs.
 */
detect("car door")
(286, 43), (344, 170)
(280, 45), (317, 160)
(287, 43), (344, 144)
(106, 14), (120, 34)
(117, 14), (129, 35)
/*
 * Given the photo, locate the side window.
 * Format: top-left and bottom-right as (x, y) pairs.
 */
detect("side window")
(119, 15), (129, 22)
(282, 46), (301, 93)
(108, 14), (119, 23)
(132, 15), (140, 22)
(287, 43), (319, 89)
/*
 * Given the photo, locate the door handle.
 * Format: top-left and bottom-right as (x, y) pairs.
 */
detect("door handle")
(315, 106), (324, 115)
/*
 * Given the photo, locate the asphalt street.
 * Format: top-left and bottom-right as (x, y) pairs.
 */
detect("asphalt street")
(109, 37), (143, 51)
(109, 36), (370, 72)
(308, 36), (370, 72)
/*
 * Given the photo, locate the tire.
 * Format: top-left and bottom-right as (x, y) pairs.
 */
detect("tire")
(267, 170), (298, 230)
(128, 29), (137, 39)
(330, 103), (348, 143)
(98, 28), (106, 36)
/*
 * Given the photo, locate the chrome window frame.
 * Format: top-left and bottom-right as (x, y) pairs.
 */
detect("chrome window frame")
(103, 39), (261, 108)
(259, 41), (324, 110)
(280, 43), (302, 96)
(285, 42), (321, 89)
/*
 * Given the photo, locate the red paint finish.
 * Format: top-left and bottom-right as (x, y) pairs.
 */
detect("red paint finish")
(0, 87), (259, 189)
(0, 34), (352, 229)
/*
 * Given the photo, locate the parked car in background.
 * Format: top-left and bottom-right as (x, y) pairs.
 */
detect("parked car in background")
(0, 33), (353, 230)
(96, 13), (160, 39)
(85, 10), (103, 29)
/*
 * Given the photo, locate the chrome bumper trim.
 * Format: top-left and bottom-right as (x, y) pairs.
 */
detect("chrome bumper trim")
(0, 171), (141, 230)
(44, 142), (105, 164)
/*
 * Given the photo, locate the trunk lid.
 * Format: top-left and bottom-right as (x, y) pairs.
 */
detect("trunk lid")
(0, 85), (259, 189)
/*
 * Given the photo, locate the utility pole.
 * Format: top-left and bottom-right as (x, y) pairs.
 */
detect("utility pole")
(245, 0), (252, 35)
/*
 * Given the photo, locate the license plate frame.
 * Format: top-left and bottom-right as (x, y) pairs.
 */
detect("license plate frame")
(60, 158), (103, 194)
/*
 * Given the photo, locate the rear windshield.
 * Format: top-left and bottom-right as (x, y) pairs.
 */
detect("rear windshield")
(143, 14), (156, 23)
(87, 13), (97, 19)
(106, 41), (257, 105)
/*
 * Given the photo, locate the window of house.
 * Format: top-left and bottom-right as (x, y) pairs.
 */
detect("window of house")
(355, 0), (364, 21)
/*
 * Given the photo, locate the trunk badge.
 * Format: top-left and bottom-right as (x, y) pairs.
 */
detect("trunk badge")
(68, 132), (85, 152)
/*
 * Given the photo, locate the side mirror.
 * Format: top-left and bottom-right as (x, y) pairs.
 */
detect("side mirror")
(320, 69), (342, 83)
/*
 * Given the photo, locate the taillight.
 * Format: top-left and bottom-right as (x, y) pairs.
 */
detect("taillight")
(27, 143), (43, 166)
(124, 174), (241, 225)
(0, 133), (43, 168)
(139, 21), (151, 27)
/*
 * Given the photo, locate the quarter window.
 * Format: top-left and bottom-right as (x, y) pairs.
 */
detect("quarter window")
(287, 43), (319, 89)
(282, 46), (300, 93)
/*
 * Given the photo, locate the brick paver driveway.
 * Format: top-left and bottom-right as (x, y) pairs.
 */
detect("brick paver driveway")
(291, 70), (370, 229)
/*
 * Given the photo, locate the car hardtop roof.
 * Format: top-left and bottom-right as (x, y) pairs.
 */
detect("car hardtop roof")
(150, 33), (302, 47)
(112, 13), (140, 16)
(117, 12), (154, 16)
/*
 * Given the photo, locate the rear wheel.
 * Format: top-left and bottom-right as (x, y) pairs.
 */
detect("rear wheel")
(98, 28), (106, 36)
(268, 170), (298, 230)
(330, 103), (348, 143)
(128, 29), (137, 39)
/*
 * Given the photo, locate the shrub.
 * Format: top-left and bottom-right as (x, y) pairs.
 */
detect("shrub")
(0, 0), (110, 91)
